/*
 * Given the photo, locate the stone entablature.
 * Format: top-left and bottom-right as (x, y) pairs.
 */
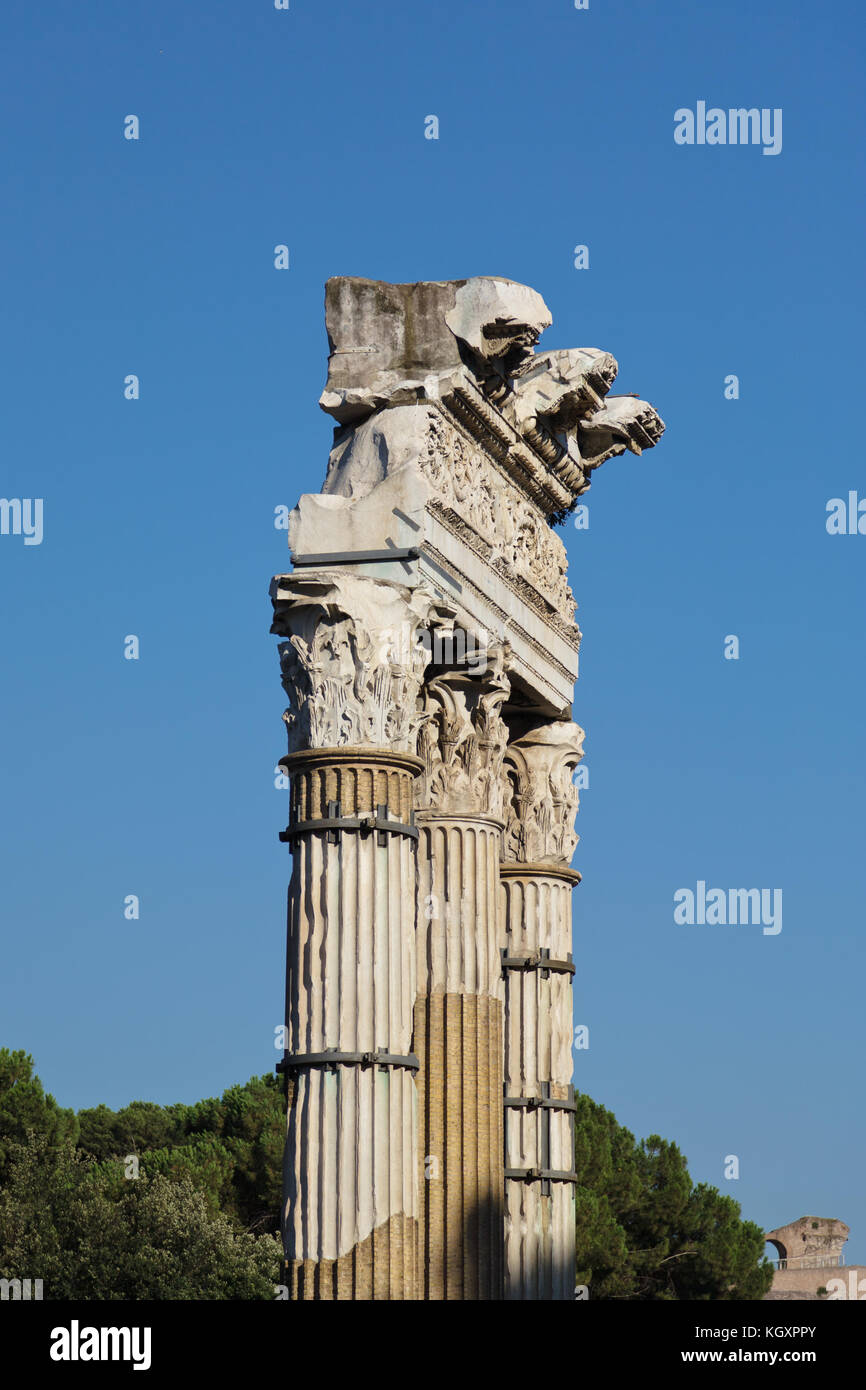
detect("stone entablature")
(318, 275), (664, 522)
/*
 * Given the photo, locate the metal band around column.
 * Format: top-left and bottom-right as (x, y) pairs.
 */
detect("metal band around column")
(277, 1050), (420, 1073)
(504, 1083), (578, 1196)
(280, 799), (419, 845)
(503, 1093), (577, 1115)
(501, 947), (575, 979)
(504, 1168), (580, 1183)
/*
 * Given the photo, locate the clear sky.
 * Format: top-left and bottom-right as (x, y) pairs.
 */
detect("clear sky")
(2, 0), (864, 1265)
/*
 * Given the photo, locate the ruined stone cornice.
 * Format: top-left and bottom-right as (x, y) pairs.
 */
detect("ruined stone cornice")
(318, 276), (664, 526)
(438, 376), (579, 518)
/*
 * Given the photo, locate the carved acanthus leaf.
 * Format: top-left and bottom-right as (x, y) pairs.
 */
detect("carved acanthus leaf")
(503, 721), (586, 865)
(414, 644), (512, 821)
(271, 574), (441, 754)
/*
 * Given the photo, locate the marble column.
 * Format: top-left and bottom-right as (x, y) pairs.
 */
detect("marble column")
(500, 720), (585, 1301)
(270, 274), (665, 1301)
(271, 573), (434, 1300)
(412, 645), (510, 1299)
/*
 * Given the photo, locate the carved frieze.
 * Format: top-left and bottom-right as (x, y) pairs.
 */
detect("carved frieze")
(422, 411), (577, 622)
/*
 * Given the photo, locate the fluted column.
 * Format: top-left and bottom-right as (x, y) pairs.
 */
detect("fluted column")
(271, 573), (437, 1300)
(412, 646), (510, 1299)
(501, 720), (585, 1300)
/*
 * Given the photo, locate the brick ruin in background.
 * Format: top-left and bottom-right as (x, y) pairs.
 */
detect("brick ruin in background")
(765, 1217), (866, 1300)
(270, 275), (664, 1300)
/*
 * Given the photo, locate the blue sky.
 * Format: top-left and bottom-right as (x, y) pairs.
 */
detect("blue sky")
(2, 0), (864, 1264)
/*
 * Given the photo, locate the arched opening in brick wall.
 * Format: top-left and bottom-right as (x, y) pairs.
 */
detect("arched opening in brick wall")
(766, 1238), (787, 1268)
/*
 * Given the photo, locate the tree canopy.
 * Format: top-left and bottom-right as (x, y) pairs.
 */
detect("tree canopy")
(573, 1093), (773, 1300)
(0, 1051), (282, 1300)
(0, 1049), (772, 1300)
(0, 1048), (78, 1180)
(0, 1133), (279, 1300)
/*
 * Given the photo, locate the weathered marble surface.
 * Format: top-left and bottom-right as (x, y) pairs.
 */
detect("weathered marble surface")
(318, 274), (664, 513)
(272, 275), (664, 1301)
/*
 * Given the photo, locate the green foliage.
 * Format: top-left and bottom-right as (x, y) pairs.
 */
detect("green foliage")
(76, 1073), (284, 1233)
(0, 1049), (78, 1181)
(213, 1076), (285, 1232)
(573, 1093), (774, 1300)
(0, 1133), (280, 1300)
(136, 1136), (237, 1218)
(77, 1100), (187, 1162)
(1, 1050), (773, 1302)
(677, 1184), (773, 1300)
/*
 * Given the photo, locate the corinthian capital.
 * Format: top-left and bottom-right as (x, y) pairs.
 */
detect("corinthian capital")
(415, 642), (512, 821)
(502, 720), (586, 865)
(270, 573), (440, 754)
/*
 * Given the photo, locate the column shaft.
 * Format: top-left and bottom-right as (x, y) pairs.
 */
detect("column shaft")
(281, 749), (421, 1300)
(414, 814), (505, 1300)
(502, 865), (579, 1300)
